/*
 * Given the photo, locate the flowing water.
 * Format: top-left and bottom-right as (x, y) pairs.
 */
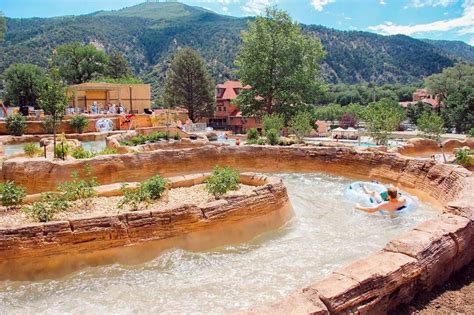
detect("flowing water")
(0, 173), (437, 314)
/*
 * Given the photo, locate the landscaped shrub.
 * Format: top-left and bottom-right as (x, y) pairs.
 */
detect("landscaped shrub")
(54, 141), (72, 159)
(205, 166), (240, 198)
(173, 132), (181, 140)
(455, 148), (471, 167)
(118, 184), (151, 211)
(71, 147), (97, 159)
(262, 113), (285, 134)
(247, 128), (259, 141)
(246, 138), (258, 145)
(0, 181), (26, 209)
(265, 128), (280, 145)
(5, 113), (27, 136)
(69, 114), (89, 133)
(289, 111), (313, 143)
(122, 132), (168, 146)
(58, 167), (97, 204)
(469, 128), (474, 137)
(23, 192), (70, 222)
(99, 147), (118, 155)
(23, 143), (43, 157)
(257, 138), (266, 145)
(141, 175), (169, 200)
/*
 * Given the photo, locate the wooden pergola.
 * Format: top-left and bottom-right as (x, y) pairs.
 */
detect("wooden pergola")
(68, 83), (122, 112)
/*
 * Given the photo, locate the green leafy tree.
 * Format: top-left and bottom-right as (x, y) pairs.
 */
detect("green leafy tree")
(3, 64), (46, 107)
(106, 49), (132, 79)
(406, 101), (433, 125)
(162, 47), (215, 122)
(52, 42), (109, 84)
(425, 64), (473, 133)
(235, 8), (325, 117)
(289, 111), (312, 143)
(417, 112), (444, 141)
(38, 72), (70, 158)
(313, 104), (344, 124)
(441, 90), (474, 133)
(5, 113), (27, 136)
(365, 99), (405, 145)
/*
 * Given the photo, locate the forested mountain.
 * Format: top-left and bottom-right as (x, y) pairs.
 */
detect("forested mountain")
(1, 2), (472, 95)
(421, 39), (474, 64)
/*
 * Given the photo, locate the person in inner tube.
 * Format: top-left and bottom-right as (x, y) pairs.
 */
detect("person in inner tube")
(356, 185), (406, 213)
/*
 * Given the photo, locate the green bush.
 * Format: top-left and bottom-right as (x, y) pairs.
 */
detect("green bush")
(455, 148), (471, 167)
(23, 143), (43, 157)
(118, 184), (151, 211)
(247, 128), (259, 141)
(266, 128), (280, 145)
(141, 175), (168, 200)
(173, 132), (182, 140)
(469, 128), (474, 137)
(69, 115), (89, 133)
(257, 138), (266, 145)
(288, 111), (312, 143)
(23, 192), (70, 222)
(246, 138), (258, 145)
(71, 147), (97, 159)
(262, 113), (285, 133)
(99, 147), (118, 155)
(148, 132), (167, 142)
(54, 142), (72, 159)
(58, 167), (97, 204)
(5, 113), (27, 136)
(205, 166), (240, 198)
(0, 181), (26, 209)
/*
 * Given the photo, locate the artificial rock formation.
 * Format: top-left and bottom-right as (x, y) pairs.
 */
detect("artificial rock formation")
(0, 173), (292, 280)
(0, 145), (472, 313)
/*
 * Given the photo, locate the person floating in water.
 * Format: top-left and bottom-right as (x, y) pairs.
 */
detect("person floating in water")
(355, 185), (406, 213)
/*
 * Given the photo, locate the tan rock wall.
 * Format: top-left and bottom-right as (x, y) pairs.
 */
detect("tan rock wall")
(0, 173), (292, 280)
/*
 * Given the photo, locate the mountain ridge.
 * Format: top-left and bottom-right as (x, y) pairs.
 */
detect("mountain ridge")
(1, 1), (472, 95)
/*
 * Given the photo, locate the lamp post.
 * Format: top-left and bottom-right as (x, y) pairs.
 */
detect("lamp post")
(129, 85), (133, 114)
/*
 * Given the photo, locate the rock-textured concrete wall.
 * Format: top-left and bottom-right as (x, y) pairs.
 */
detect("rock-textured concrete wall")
(0, 173), (292, 280)
(395, 137), (474, 157)
(2, 145), (470, 207)
(1, 145), (472, 313)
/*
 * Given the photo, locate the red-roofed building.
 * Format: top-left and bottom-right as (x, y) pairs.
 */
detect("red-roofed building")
(399, 88), (441, 109)
(205, 80), (261, 133)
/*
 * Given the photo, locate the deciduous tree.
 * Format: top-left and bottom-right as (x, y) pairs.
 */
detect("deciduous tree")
(365, 99), (405, 145)
(106, 49), (132, 79)
(235, 8), (325, 117)
(162, 47), (215, 122)
(3, 64), (46, 107)
(52, 42), (108, 84)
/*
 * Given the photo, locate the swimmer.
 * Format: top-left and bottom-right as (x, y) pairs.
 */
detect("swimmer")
(356, 185), (406, 213)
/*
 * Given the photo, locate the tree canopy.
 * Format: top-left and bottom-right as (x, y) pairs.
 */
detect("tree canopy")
(162, 47), (215, 122)
(52, 42), (109, 84)
(3, 64), (46, 107)
(417, 112), (444, 141)
(235, 8), (325, 118)
(106, 49), (132, 79)
(364, 99), (405, 145)
(0, 11), (6, 42)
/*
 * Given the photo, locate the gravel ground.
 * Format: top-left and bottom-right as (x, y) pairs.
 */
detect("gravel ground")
(0, 184), (256, 227)
(392, 261), (473, 315)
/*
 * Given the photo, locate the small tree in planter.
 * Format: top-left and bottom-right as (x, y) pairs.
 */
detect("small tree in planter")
(38, 72), (70, 158)
(69, 114), (89, 133)
(5, 113), (27, 136)
(417, 112), (446, 162)
(289, 111), (312, 143)
(206, 166), (240, 198)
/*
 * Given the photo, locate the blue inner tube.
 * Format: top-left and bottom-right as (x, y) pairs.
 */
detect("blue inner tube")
(344, 181), (418, 214)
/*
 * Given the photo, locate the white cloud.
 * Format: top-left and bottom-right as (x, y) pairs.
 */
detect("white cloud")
(407, 0), (457, 8)
(469, 37), (474, 45)
(310, 0), (335, 12)
(380, 0), (387, 5)
(243, 0), (273, 14)
(368, 0), (473, 35)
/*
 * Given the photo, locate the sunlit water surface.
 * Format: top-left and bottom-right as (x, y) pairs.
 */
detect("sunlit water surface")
(0, 173), (437, 314)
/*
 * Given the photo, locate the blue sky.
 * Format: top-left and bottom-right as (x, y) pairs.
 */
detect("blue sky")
(1, 0), (472, 45)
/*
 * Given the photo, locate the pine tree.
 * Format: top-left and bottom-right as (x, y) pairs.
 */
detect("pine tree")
(163, 48), (215, 122)
(107, 49), (132, 79)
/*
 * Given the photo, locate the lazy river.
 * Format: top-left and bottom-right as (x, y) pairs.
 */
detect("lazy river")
(0, 173), (437, 314)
